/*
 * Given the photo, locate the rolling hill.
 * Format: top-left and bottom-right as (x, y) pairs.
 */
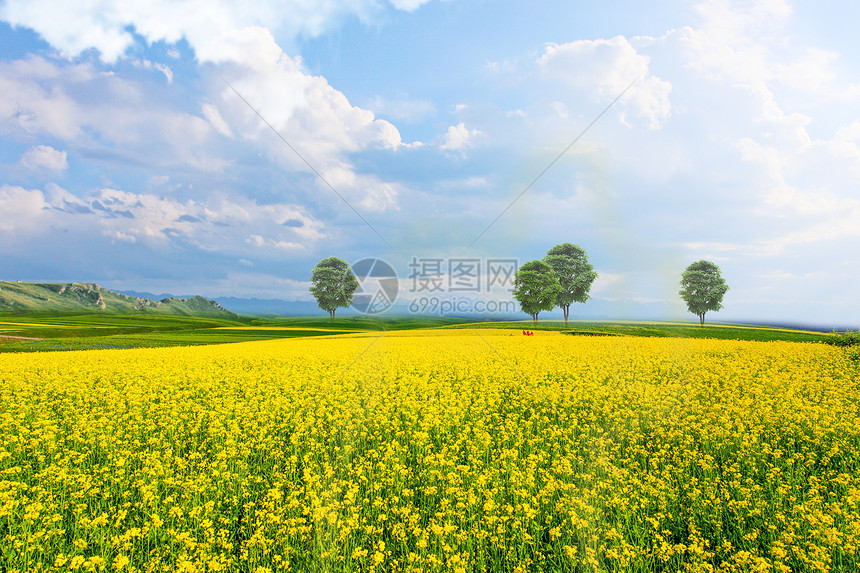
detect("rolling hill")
(0, 281), (239, 318)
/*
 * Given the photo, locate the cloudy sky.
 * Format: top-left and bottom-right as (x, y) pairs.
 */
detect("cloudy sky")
(1, 0), (858, 327)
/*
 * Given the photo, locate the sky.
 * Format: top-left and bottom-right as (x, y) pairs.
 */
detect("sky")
(1, 0), (859, 328)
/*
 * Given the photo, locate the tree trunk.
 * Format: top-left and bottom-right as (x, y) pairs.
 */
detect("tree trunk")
(700, 313), (705, 326)
(563, 304), (570, 326)
(330, 309), (335, 320)
(533, 312), (538, 325)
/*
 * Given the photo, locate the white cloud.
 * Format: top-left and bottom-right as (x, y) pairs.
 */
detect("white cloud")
(537, 36), (673, 129)
(664, 0), (860, 262)
(316, 166), (400, 212)
(1, 12), (412, 212)
(679, 0), (856, 121)
(247, 235), (302, 251)
(680, 0), (794, 86)
(0, 185), (48, 232)
(20, 145), (69, 171)
(0, 57), (88, 140)
(589, 271), (624, 296)
(388, 0), (433, 11)
(0, 182), (327, 253)
(0, 0), (437, 63)
(215, 27), (402, 153)
(440, 122), (481, 152)
(201, 103), (233, 137)
(212, 26), (405, 210)
(0, 56), (229, 172)
(826, 120), (860, 172)
(89, 188), (327, 248)
(106, 230), (137, 243)
(131, 59), (174, 83)
(1, 40), (407, 212)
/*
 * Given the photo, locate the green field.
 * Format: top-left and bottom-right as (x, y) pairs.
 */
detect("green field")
(0, 313), (848, 352)
(445, 319), (836, 343)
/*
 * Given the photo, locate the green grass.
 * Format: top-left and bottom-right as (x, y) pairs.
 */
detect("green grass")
(0, 313), (473, 352)
(442, 319), (835, 343)
(0, 314), (247, 352)
(0, 312), (841, 352)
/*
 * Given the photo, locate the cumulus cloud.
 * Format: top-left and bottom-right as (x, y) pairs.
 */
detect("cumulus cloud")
(0, 1), (416, 212)
(315, 166), (401, 213)
(681, 0), (792, 86)
(0, 0), (436, 63)
(201, 103), (233, 138)
(0, 57), (88, 140)
(211, 26), (405, 210)
(0, 185), (48, 232)
(1, 36), (407, 210)
(0, 56), (229, 172)
(0, 183), (326, 254)
(678, 0), (846, 133)
(214, 27), (402, 153)
(440, 122), (482, 153)
(827, 120), (860, 172)
(537, 36), (673, 129)
(673, 0), (860, 256)
(20, 145), (69, 171)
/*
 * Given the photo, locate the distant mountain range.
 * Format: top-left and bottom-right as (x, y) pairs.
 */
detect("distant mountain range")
(0, 281), (239, 318)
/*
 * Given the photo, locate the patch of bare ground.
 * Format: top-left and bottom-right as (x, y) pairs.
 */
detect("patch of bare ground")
(0, 332), (41, 344)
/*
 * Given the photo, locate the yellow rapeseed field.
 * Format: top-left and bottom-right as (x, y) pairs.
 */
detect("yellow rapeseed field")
(0, 330), (858, 572)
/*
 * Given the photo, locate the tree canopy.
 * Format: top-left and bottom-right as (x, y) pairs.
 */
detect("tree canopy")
(679, 260), (729, 325)
(309, 257), (360, 319)
(544, 243), (598, 326)
(512, 259), (562, 325)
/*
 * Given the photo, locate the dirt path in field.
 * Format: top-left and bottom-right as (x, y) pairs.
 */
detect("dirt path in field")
(0, 332), (41, 344)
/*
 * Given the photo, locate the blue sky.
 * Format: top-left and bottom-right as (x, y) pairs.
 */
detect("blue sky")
(1, 0), (859, 327)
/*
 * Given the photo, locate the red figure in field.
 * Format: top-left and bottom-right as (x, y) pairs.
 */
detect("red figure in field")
(522, 330), (534, 336)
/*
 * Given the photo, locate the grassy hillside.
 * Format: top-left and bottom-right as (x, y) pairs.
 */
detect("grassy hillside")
(0, 281), (238, 318)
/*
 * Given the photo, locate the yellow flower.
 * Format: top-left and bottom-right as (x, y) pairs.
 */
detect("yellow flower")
(0, 328), (856, 572)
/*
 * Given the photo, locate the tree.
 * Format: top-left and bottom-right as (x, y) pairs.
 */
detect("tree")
(679, 260), (729, 325)
(309, 257), (359, 319)
(544, 243), (598, 326)
(512, 260), (562, 325)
